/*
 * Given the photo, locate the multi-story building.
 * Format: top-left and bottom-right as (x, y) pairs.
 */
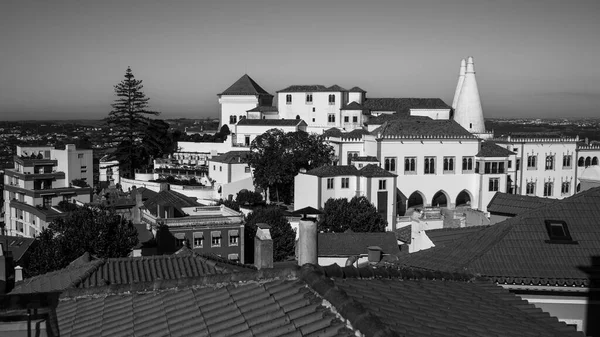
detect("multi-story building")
(3, 145), (93, 237)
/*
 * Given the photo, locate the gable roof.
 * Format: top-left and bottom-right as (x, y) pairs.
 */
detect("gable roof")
(236, 118), (305, 127)
(487, 192), (556, 216)
(372, 117), (476, 139)
(477, 141), (515, 157)
(9, 264), (582, 336)
(348, 86), (366, 92)
(246, 105), (278, 112)
(359, 164), (397, 177)
(143, 189), (202, 216)
(341, 101), (365, 110)
(363, 98), (450, 113)
(218, 74), (272, 97)
(305, 165), (358, 177)
(276, 84), (329, 92)
(396, 187), (600, 286)
(208, 150), (251, 164)
(318, 232), (400, 256)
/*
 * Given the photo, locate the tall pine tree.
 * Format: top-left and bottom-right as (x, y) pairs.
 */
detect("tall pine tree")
(107, 67), (160, 178)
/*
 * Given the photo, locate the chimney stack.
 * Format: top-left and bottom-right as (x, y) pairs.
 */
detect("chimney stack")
(15, 265), (23, 283)
(159, 183), (170, 192)
(297, 219), (317, 266)
(367, 246), (382, 264)
(133, 191), (143, 224)
(454, 56), (486, 134)
(254, 223), (273, 269)
(451, 59), (466, 110)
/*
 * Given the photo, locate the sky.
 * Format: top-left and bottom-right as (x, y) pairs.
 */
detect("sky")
(1, 0), (599, 120)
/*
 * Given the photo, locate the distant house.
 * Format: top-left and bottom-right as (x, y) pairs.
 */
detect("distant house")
(139, 185), (245, 262)
(207, 150), (254, 199)
(317, 231), (400, 266)
(395, 186), (600, 333)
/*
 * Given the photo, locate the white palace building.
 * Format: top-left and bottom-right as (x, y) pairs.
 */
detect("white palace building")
(117, 56), (600, 231)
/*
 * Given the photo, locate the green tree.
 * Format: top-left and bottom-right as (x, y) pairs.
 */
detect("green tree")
(244, 206), (295, 263)
(27, 205), (138, 276)
(318, 196), (387, 233)
(248, 129), (333, 203)
(106, 67), (160, 178)
(236, 189), (263, 206)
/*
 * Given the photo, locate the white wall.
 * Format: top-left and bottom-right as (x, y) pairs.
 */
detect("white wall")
(294, 174), (321, 211)
(219, 95), (259, 131)
(277, 91), (343, 129)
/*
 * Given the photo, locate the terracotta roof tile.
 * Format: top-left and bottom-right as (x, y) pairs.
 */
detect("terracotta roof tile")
(363, 98), (450, 113)
(209, 150), (251, 164)
(341, 101), (365, 110)
(143, 189), (202, 215)
(348, 86), (366, 92)
(218, 74), (272, 97)
(359, 164), (397, 177)
(396, 187), (600, 286)
(318, 232), (400, 257)
(305, 165), (359, 177)
(323, 128), (370, 140)
(477, 141), (515, 157)
(487, 192), (555, 216)
(236, 118), (304, 126)
(372, 117), (476, 139)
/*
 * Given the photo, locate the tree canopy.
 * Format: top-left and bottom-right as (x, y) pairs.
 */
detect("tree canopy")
(318, 196), (387, 233)
(27, 205), (139, 276)
(248, 129), (333, 203)
(106, 67), (165, 178)
(244, 206), (295, 263)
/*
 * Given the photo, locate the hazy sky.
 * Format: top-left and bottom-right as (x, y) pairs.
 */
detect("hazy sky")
(1, 0), (599, 120)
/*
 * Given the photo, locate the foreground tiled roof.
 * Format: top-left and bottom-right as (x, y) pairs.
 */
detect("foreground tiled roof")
(395, 225), (412, 243)
(236, 118), (304, 126)
(0, 235), (35, 262)
(487, 192), (556, 216)
(363, 98), (450, 113)
(373, 117), (476, 139)
(131, 186), (158, 201)
(10, 264), (582, 336)
(318, 232), (400, 257)
(209, 150), (251, 164)
(477, 141), (515, 157)
(218, 74), (272, 97)
(396, 187), (600, 286)
(11, 251), (238, 294)
(425, 226), (489, 246)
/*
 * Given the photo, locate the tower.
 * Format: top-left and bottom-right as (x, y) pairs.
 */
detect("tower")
(451, 59), (466, 110)
(453, 56), (486, 134)
(217, 74), (273, 131)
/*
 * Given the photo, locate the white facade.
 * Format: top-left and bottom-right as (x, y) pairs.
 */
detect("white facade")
(233, 121), (307, 147)
(99, 156), (120, 184)
(277, 91), (344, 130)
(219, 95), (260, 132)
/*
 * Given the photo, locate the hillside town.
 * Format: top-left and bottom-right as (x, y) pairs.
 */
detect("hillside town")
(1, 57), (600, 336)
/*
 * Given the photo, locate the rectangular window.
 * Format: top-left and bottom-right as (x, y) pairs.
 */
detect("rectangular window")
(229, 115), (237, 124)
(328, 114), (336, 123)
(561, 182), (570, 195)
(443, 157), (455, 174)
(462, 157), (474, 172)
(545, 155), (554, 170)
(404, 157), (416, 174)
(344, 116), (349, 123)
(484, 162), (491, 174)
(219, 166), (222, 172)
(527, 155), (537, 169)
(211, 231), (222, 247)
(286, 94), (292, 104)
(43, 196), (52, 208)
(213, 165), (216, 170)
(543, 182), (553, 197)
(228, 230), (239, 246)
(352, 116), (358, 123)
(228, 253), (239, 262)
(378, 179), (387, 190)
(526, 182), (536, 195)
(424, 157), (435, 174)
(384, 157), (397, 172)
(245, 166), (251, 173)
(341, 177), (349, 189)
(326, 178), (334, 189)
(489, 178), (499, 192)
(508, 160), (512, 169)
(78, 154), (84, 159)
(244, 136), (250, 146)
(328, 94), (335, 105)
(306, 93), (313, 104)
(174, 233), (186, 247)
(193, 232), (204, 248)
(563, 155), (572, 168)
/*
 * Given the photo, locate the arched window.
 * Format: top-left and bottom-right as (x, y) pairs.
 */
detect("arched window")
(384, 157), (396, 172)
(585, 157), (591, 167)
(593, 157), (599, 165)
(578, 157), (585, 167)
(545, 155), (554, 170)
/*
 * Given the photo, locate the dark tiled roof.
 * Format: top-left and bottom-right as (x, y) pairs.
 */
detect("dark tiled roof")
(131, 186), (158, 201)
(425, 226), (489, 246)
(236, 118), (304, 126)
(487, 192), (556, 216)
(359, 164), (396, 177)
(218, 74), (272, 97)
(277, 84), (329, 92)
(327, 84), (347, 91)
(396, 187), (600, 286)
(318, 232), (400, 257)
(373, 117), (476, 139)
(351, 156), (379, 162)
(246, 105), (278, 112)
(0, 235), (35, 262)
(477, 141), (515, 157)
(305, 165), (358, 177)
(209, 150), (251, 164)
(365, 112), (409, 125)
(311, 265), (581, 337)
(348, 86), (366, 92)
(143, 189), (201, 215)
(395, 225), (412, 243)
(323, 128), (370, 140)
(56, 268), (355, 337)
(363, 98), (450, 113)
(341, 101), (365, 110)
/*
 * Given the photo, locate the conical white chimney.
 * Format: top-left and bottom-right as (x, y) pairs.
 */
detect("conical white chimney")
(451, 59), (466, 109)
(454, 56), (486, 133)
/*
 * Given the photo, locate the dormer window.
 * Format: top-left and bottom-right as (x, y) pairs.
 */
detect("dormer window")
(544, 220), (577, 244)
